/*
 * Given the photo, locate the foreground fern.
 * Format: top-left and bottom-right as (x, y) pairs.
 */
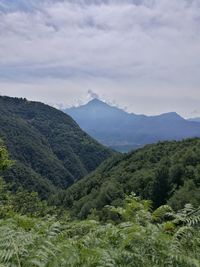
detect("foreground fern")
(0, 195), (199, 267)
(1, 141), (199, 266)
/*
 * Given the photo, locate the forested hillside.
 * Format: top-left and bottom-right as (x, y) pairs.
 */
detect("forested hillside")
(0, 96), (113, 198)
(61, 138), (200, 218)
(0, 145), (200, 267)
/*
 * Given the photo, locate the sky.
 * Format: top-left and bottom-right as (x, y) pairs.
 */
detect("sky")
(0, 0), (200, 117)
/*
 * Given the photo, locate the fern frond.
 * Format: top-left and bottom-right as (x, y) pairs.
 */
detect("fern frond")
(152, 205), (174, 222)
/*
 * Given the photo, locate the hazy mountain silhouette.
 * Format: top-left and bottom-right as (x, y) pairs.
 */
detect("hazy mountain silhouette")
(64, 98), (200, 152)
(188, 118), (200, 123)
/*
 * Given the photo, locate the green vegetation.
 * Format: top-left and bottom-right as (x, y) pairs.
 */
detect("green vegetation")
(62, 138), (200, 218)
(0, 96), (113, 199)
(1, 100), (200, 266)
(0, 144), (54, 218)
(0, 137), (200, 266)
(1, 193), (200, 267)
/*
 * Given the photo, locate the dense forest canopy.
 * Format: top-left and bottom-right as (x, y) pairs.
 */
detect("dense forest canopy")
(0, 96), (113, 199)
(61, 138), (200, 218)
(0, 112), (200, 266)
(0, 147), (200, 267)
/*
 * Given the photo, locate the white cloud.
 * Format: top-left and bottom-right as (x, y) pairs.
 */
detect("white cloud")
(0, 0), (200, 117)
(87, 89), (100, 100)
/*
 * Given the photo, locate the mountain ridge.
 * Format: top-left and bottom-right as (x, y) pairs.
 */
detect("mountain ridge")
(64, 98), (200, 152)
(188, 117), (200, 123)
(0, 96), (114, 198)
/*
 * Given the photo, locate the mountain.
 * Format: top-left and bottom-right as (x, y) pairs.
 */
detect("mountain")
(64, 99), (200, 152)
(188, 117), (200, 123)
(61, 138), (200, 218)
(0, 96), (113, 198)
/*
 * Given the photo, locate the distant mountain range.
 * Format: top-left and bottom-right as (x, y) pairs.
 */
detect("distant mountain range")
(64, 98), (200, 152)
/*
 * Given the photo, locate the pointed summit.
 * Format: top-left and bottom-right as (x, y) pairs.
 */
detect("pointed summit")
(63, 99), (200, 152)
(87, 98), (108, 107)
(68, 98), (128, 116)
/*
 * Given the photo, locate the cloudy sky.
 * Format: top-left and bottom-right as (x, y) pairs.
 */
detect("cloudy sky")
(0, 0), (200, 117)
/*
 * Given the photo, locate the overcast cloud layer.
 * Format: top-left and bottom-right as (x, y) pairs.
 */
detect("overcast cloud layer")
(0, 0), (200, 117)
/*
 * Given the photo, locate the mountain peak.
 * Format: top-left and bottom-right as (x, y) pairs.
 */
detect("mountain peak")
(64, 99), (200, 152)
(87, 98), (108, 106)
(158, 112), (184, 120)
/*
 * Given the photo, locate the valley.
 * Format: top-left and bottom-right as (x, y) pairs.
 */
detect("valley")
(0, 96), (200, 266)
(1, 0), (200, 265)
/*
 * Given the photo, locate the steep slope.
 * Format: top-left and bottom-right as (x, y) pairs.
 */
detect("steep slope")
(0, 96), (113, 198)
(62, 138), (200, 218)
(64, 99), (200, 152)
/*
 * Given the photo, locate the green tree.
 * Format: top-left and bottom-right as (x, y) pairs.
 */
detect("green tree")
(0, 142), (13, 170)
